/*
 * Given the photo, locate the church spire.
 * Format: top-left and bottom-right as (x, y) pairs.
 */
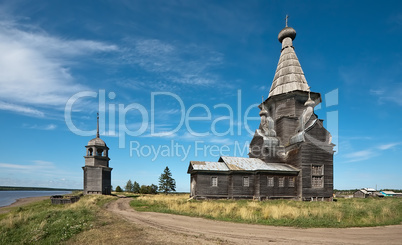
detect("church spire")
(268, 17), (310, 98)
(96, 113), (100, 138)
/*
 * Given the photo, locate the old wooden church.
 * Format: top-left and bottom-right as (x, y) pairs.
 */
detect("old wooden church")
(188, 23), (335, 201)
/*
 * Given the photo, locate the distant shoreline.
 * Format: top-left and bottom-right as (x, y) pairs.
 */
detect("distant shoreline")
(0, 186), (81, 191)
(0, 196), (49, 214)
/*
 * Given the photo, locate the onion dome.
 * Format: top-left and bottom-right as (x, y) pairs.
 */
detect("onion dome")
(88, 137), (106, 146)
(278, 27), (296, 43)
(304, 88), (315, 107)
(304, 96), (315, 107)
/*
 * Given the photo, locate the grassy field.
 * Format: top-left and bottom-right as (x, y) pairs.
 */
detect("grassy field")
(0, 195), (119, 244)
(130, 194), (402, 228)
(0, 193), (178, 244)
(2, 194), (401, 244)
(0, 193), (179, 244)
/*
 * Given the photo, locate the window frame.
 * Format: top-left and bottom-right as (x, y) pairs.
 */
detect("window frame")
(211, 176), (218, 187)
(312, 165), (324, 176)
(278, 177), (285, 187)
(267, 176), (274, 187)
(288, 177), (295, 187)
(243, 176), (250, 187)
(311, 164), (324, 188)
(312, 176), (324, 188)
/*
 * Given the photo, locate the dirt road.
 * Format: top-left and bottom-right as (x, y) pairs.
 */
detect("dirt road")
(106, 198), (402, 244)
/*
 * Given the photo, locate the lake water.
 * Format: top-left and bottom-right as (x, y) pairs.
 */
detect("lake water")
(0, 190), (72, 207)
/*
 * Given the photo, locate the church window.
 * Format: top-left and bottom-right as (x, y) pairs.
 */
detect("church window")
(289, 177), (295, 187)
(312, 177), (323, 188)
(97, 148), (103, 156)
(267, 177), (274, 187)
(312, 165), (324, 188)
(312, 165), (323, 175)
(279, 177), (284, 187)
(211, 177), (218, 187)
(243, 177), (249, 187)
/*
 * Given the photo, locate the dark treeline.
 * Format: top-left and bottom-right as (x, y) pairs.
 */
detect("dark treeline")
(114, 180), (158, 194)
(115, 166), (176, 194)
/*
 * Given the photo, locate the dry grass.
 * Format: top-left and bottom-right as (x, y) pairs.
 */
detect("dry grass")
(0, 194), (221, 245)
(0, 195), (116, 244)
(131, 194), (402, 228)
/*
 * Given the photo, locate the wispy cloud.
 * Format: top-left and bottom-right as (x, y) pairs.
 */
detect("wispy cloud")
(341, 136), (372, 140)
(116, 38), (224, 88)
(23, 123), (57, 130)
(0, 101), (44, 117)
(344, 150), (377, 162)
(0, 19), (118, 116)
(344, 142), (400, 162)
(252, 85), (268, 92)
(44, 124), (57, 130)
(369, 89), (385, 96)
(0, 160), (55, 170)
(377, 142), (400, 150)
(378, 85), (402, 106)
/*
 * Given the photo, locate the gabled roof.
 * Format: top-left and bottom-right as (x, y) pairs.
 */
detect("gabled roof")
(356, 189), (369, 194)
(268, 26), (310, 98)
(381, 191), (396, 195)
(188, 161), (230, 172)
(219, 156), (298, 172)
(188, 156), (299, 174)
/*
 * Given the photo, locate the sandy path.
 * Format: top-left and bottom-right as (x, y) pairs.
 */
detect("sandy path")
(0, 196), (49, 214)
(106, 198), (402, 245)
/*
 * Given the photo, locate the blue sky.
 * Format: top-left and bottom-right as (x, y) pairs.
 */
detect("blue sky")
(0, 0), (401, 191)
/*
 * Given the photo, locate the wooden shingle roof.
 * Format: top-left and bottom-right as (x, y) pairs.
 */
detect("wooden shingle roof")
(268, 26), (310, 98)
(188, 156), (299, 174)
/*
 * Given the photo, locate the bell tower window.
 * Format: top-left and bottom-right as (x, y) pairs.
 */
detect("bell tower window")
(97, 148), (103, 156)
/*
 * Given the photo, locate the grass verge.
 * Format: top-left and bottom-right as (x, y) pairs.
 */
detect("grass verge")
(130, 194), (402, 228)
(0, 195), (116, 244)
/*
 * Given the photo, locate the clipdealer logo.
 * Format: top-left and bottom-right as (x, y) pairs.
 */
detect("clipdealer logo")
(64, 88), (338, 160)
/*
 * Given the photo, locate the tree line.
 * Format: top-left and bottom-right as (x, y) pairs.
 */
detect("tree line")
(116, 180), (158, 194)
(114, 166), (176, 194)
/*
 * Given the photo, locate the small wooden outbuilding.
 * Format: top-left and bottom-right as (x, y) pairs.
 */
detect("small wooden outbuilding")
(353, 189), (369, 198)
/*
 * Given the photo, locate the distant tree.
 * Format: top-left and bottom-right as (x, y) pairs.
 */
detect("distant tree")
(139, 185), (148, 194)
(150, 184), (158, 194)
(138, 184), (158, 194)
(133, 181), (141, 193)
(159, 166), (176, 194)
(125, 180), (133, 192)
(115, 185), (123, 192)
